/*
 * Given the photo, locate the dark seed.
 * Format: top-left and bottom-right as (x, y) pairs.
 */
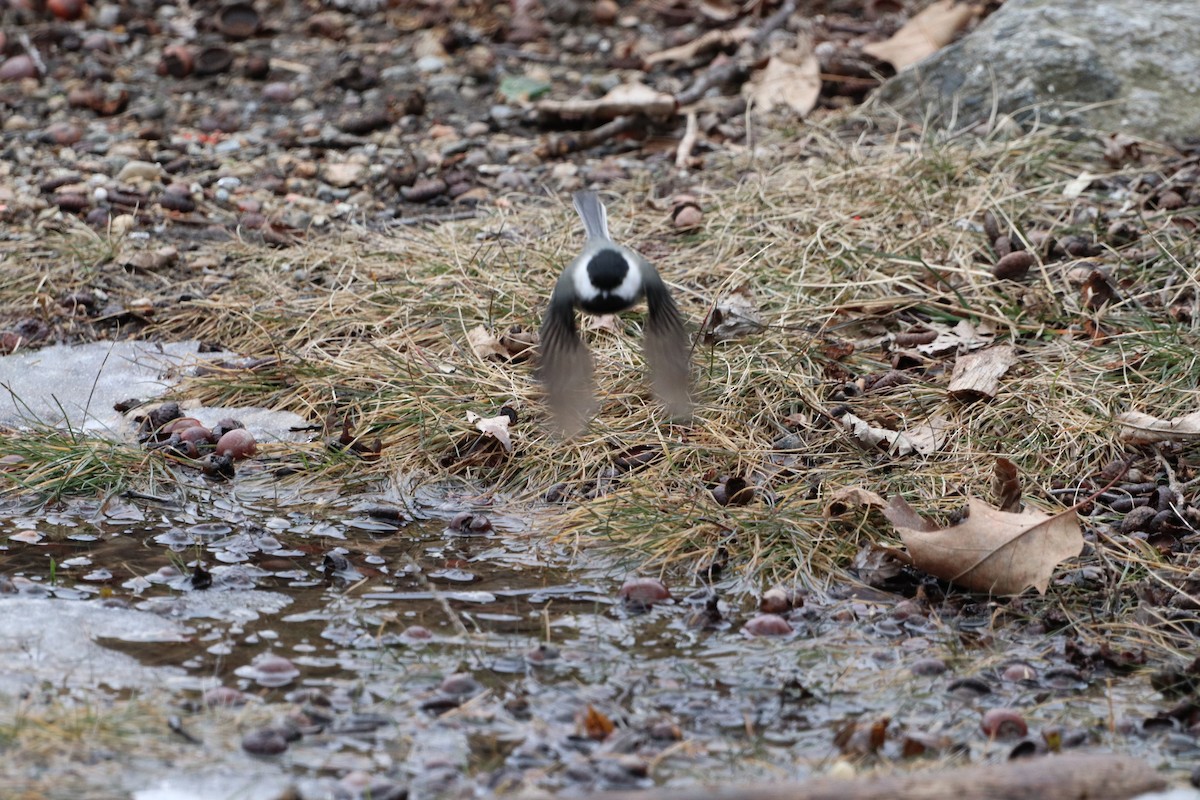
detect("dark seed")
(992, 251), (1035, 280)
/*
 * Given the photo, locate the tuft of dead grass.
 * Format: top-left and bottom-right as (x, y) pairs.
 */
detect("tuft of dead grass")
(6, 118), (1200, 629)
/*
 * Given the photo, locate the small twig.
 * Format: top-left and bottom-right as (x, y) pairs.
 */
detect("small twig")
(392, 210), (478, 227)
(492, 45), (562, 64)
(751, 0), (798, 49)
(675, 111), (699, 169)
(18, 33), (46, 75)
(676, 60), (747, 107)
(535, 115), (641, 158)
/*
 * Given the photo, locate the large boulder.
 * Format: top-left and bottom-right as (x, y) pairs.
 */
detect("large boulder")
(874, 0), (1200, 142)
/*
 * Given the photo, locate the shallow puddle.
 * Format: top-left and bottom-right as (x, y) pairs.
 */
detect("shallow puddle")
(1, 468), (1196, 799)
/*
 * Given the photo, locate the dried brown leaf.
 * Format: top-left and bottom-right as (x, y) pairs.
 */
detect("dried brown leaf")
(839, 411), (917, 456)
(701, 286), (763, 343)
(992, 457), (1022, 512)
(882, 495), (935, 532)
(467, 325), (508, 361)
(889, 497), (1083, 595)
(746, 44), (821, 116)
(862, 0), (978, 70)
(583, 313), (622, 334)
(904, 414), (948, 456)
(465, 411), (513, 452)
(1117, 410), (1200, 444)
(823, 485), (887, 517)
(916, 319), (993, 356)
(581, 704), (615, 740)
(948, 345), (1017, 401)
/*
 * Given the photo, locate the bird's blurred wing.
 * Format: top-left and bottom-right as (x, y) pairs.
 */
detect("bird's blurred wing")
(538, 275), (595, 433)
(641, 265), (693, 420)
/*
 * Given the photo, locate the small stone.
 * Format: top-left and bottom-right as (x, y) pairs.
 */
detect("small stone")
(440, 672), (481, 697)
(1001, 663), (1037, 682)
(980, 708), (1028, 739)
(215, 429), (257, 459)
(594, 0), (619, 24)
(911, 657), (948, 676)
(234, 653), (299, 688)
(322, 162), (367, 188)
(618, 577), (671, 607)
(743, 613), (793, 637)
(242, 727), (289, 755)
(416, 55), (446, 72)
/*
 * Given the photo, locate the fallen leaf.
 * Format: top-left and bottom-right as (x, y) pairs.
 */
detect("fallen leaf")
(904, 414), (948, 456)
(1102, 133), (1142, 167)
(498, 325), (537, 360)
(583, 313), (622, 333)
(916, 319), (993, 356)
(746, 45), (821, 116)
(862, 0), (978, 70)
(1081, 269), (1117, 310)
(581, 704), (615, 740)
(840, 411), (917, 456)
(1062, 170), (1097, 199)
(992, 457), (1022, 512)
(886, 496), (1083, 595)
(465, 411), (513, 452)
(882, 495), (934, 532)
(1117, 410), (1200, 444)
(467, 325), (508, 361)
(948, 345), (1017, 401)
(824, 485), (887, 517)
(835, 716), (890, 756)
(701, 286), (764, 343)
(853, 544), (907, 586)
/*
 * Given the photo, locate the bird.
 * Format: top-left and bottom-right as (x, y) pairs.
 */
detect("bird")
(538, 190), (692, 431)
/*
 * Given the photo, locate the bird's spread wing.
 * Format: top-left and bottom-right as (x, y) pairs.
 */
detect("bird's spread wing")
(641, 264), (692, 420)
(538, 275), (595, 433)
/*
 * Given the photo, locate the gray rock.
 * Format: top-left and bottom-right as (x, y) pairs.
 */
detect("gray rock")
(874, 0), (1200, 141)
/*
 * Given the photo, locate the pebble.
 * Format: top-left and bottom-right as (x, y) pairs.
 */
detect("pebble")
(743, 613), (794, 637)
(415, 55), (446, 72)
(618, 577), (671, 607)
(234, 653), (300, 688)
(241, 727), (290, 755)
(980, 708), (1028, 739)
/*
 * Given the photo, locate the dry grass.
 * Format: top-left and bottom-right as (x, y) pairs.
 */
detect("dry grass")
(5, 117), (1200, 618)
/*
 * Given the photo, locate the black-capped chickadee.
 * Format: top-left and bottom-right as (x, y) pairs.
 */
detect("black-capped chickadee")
(539, 191), (692, 430)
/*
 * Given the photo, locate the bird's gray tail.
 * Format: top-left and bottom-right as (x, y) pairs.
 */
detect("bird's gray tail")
(572, 191), (611, 242)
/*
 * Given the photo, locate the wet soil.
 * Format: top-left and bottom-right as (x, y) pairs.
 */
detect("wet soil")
(1, 471), (1195, 798)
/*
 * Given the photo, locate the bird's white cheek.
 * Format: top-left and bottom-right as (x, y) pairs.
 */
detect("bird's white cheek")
(615, 257), (641, 302)
(573, 261), (599, 302)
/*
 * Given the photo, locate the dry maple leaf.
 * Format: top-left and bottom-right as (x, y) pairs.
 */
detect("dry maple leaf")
(884, 496), (1082, 596)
